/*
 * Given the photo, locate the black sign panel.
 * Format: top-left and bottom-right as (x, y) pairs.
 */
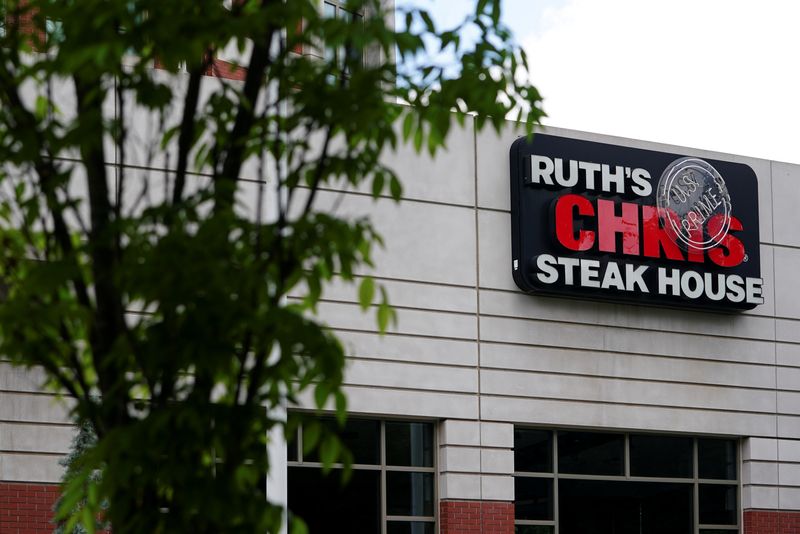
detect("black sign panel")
(510, 134), (763, 311)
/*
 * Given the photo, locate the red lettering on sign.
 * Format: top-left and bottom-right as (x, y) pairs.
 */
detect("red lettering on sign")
(708, 215), (745, 267)
(597, 199), (639, 255)
(555, 194), (595, 251)
(552, 193), (746, 266)
(642, 205), (684, 261)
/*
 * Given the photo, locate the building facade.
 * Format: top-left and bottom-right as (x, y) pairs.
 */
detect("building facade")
(1, 3), (799, 532)
(270, 122), (800, 534)
(2, 116), (799, 533)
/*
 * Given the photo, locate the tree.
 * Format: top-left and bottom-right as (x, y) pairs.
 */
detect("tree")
(0, 0), (543, 532)
(53, 422), (108, 534)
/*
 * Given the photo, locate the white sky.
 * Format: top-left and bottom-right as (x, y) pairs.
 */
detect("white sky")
(408, 0), (800, 164)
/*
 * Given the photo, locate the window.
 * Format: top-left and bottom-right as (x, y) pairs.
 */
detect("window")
(288, 417), (436, 534)
(514, 429), (740, 534)
(322, 1), (363, 81)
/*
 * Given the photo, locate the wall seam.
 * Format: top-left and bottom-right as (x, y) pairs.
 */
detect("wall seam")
(472, 115), (484, 504)
(770, 161), (781, 512)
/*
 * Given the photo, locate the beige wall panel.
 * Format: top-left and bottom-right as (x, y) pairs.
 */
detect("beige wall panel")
(778, 463), (800, 487)
(778, 366), (800, 391)
(0, 393), (72, 425)
(742, 485), (779, 510)
(777, 319), (800, 345)
(772, 161), (800, 247)
(779, 439), (800, 462)
(480, 343), (775, 389)
(480, 369), (776, 413)
(291, 276), (477, 315)
(743, 461), (779, 486)
(779, 486), (800, 510)
(297, 386), (478, 421)
(477, 209), (516, 292)
(479, 289), (776, 342)
(380, 120), (476, 206)
(777, 415), (800, 440)
(0, 453), (64, 484)
(777, 342), (800, 367)
(313, 192), (477, 287)
(475, 123), (522, 211)
(481, 396), (776, 437)
(480, 315), (774, 365)
(743, 437), (779, 462)
(0, 423), (74, 455)
(317, 301), (476, 340)
(778, 392), (800, 415)
(0, 365), (49, 394)
(344, 359), (477, 394)
(336, 331), (477, 367)
(774, 246), (800, 320)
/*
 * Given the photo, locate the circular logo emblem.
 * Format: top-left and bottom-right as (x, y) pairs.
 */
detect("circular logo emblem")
(656, 157), (732, 251)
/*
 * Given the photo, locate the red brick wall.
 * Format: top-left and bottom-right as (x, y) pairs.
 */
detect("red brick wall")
(0, 482), (60, 534)
(440, 500), (514, 534)
(744, 509), (800, 533)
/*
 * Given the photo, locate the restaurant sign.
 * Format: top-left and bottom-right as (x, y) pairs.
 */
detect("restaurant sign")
(510, 134), (763, 311)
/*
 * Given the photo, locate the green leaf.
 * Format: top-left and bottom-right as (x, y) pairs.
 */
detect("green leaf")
(302, 423), (321, 455)
(371, 172), (385, 198)
(319, 434), (340, 468)
(377, 302), (390, 333)
(334, 391), (347, 425)
(34, 96), (49, 120)
(413, 123), (424, 152)
(389, 175), (403, 201)
(81, 506), (96, 534)
(402, 112), (414, 141)
(291, 517), (309, 534)
(420, 10), (435, 30)
(358, 276), (375, 310)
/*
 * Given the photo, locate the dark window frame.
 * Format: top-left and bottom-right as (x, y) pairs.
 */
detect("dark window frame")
(513, 428), (741, 534)
(288, 417), (437, 534)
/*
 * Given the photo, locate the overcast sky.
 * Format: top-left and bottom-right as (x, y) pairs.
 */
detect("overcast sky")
(403, 0), (800, 164)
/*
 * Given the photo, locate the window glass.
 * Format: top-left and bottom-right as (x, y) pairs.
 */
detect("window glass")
(558, 431), (624, 476)
(386, 421), (434, 467)
(287, 431), (298, 462)
(303, 417), (380, 465)
(559, 480), (693, 534)
(698, 438), (737, 480)
(698, 484), (737, 525)
(288, 467), (380, 533)
(514, 429), (552, 473)
(514, 477), (553, 520)
(386, 472), (434, 517)
(630, 434), (693, 478)
(387, 521), (435, 534)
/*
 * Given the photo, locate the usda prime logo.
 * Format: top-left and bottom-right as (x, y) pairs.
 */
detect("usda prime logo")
(510, 134), (763, 311)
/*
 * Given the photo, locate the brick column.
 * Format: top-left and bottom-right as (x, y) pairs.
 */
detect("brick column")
(743, 509), (800, 533)
(440, 500), (514, 534)
(0, 482), (60, 533)
(438, 420), (516, 533)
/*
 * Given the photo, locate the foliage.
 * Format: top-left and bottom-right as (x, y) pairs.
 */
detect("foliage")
(0, 0), (543, 532)
(54, 422), (108, 534)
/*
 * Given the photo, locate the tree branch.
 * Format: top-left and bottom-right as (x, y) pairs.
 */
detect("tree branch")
(172, 54), (211, 207)
(0, 53), (92, 312)
(215, 7), (276, 211)
(72, 73), (129, 424)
